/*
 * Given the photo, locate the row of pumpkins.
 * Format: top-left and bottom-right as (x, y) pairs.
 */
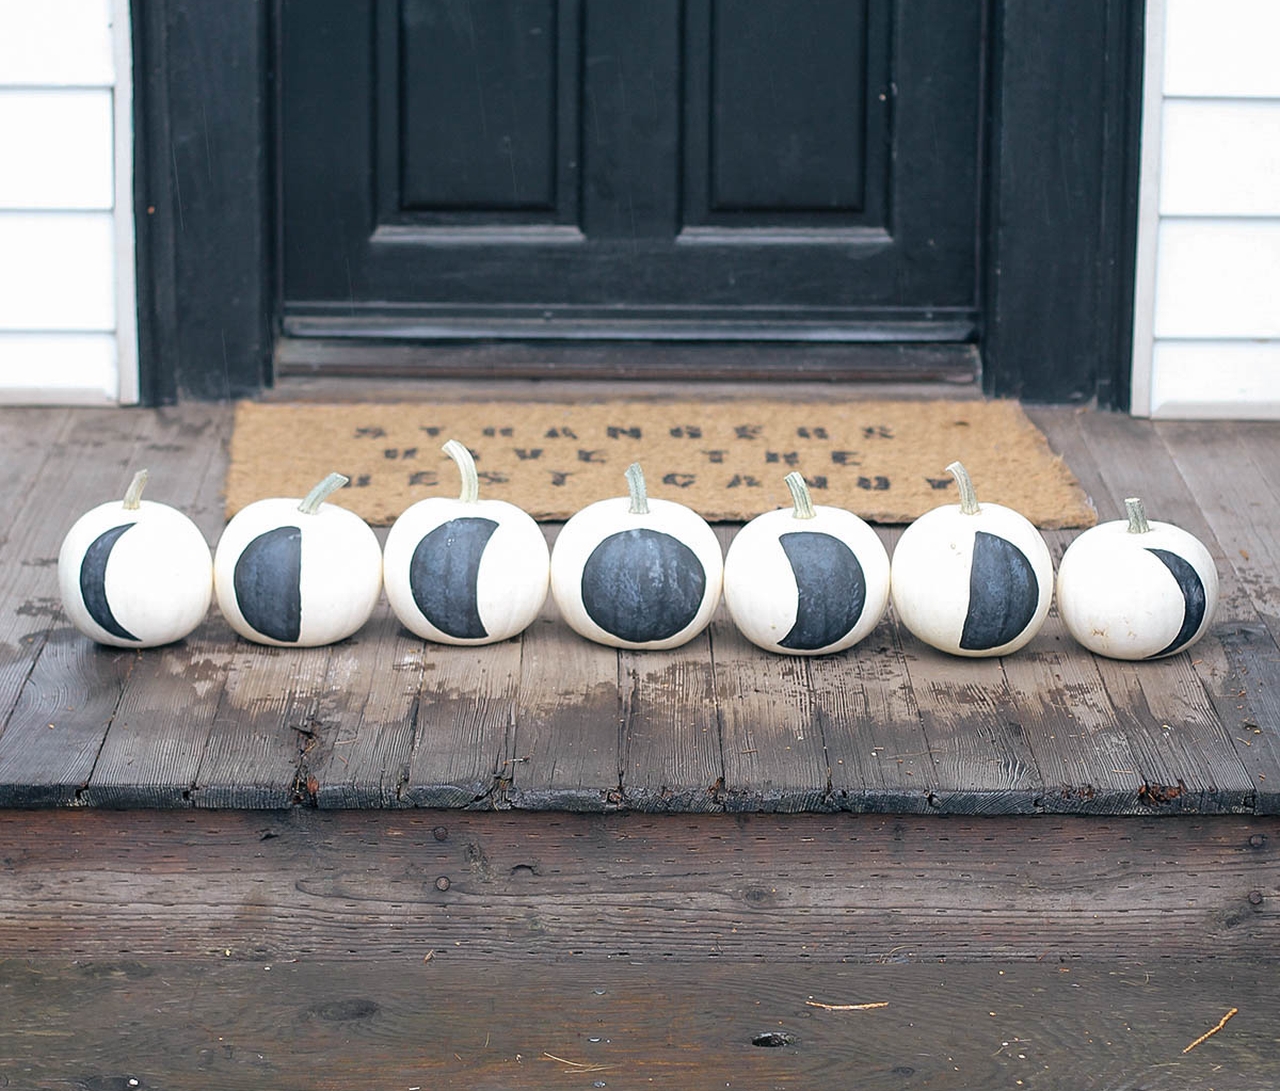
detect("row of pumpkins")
(57, 440), (1219, 662)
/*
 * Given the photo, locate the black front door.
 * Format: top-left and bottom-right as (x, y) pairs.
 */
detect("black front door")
(279, 0), (983, 352)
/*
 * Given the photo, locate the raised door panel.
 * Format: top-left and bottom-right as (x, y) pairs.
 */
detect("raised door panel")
(280, 0), (982, 340)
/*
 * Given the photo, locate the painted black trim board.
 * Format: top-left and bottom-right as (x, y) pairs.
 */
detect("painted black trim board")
(131, 0), (1143, 408)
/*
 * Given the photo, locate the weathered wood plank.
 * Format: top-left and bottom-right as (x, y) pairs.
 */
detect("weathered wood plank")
(883, 506), (1043, 814)
(509, 553), (623, 811)
(0, 408), (71, 556)
(900, 641), (1041, 815)
(401, 627), (520, 809)
(308, 604), (423, 809)
(1031, 408), (1259, 812)
(703, 523), (827, 812)
(1046, 409), (1279, 811)
(77, 621), (233, 807)
(619, 631), (723, 812)
(813, 616), (937, 814)
(0, 409), (204, 804)
(713, 613), (831, 812)
(79, 407), (236, 807)
(0, 957), (1275, 1091)
(187, 642), (330, 808)
(1, 809), (1276, 962)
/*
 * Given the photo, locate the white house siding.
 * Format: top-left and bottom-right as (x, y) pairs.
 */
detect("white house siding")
(0, 2), (1275, 414)
(0, 0), (135, 405)
(1133, 0), (1280, 418)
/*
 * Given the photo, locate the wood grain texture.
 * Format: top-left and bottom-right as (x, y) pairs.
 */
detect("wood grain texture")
(1037, 409), (1280, 813)
(309, 605), (422, 809)
(0, 957), (1276, 1091)
(79, 408), (235, 806)
(0, 405), (1275, 816)
(402, 627), (521, 809)
(1, 809), (1277, 963)
(0, 409), (181, 803)
(620, 632), (723, 812)
(713, 613), (831, 812)
(813, 617), (936, 814)
(508, 586), (623, 812)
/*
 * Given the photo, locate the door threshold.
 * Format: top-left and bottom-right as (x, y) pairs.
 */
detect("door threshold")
(272, 337), (980, 389)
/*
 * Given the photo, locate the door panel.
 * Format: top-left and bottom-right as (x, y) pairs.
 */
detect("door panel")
(280, 0), (983, 341)
(398, 0), (560, 212)
(706, 0), (869, 213)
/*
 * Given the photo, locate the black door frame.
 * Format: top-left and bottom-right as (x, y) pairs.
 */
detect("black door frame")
(132, 0), (1144, 408)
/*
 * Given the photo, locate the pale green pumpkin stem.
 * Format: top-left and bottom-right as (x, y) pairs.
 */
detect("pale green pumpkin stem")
(1125, 497), (1150, 534)
(625, 462), (649, 515)
(122, 469), (149, 511)
(443, 439), (480, 503)
(784, 471), (816, 519)
(298, 472), (349, 515)
(946, 461), (980, 515)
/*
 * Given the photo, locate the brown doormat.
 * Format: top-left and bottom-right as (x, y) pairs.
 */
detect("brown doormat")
(225, 399), (1096, 528)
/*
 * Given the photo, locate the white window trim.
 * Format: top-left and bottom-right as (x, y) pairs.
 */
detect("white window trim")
(113, 0), (139, 404)
(1128, 0), (1165, 417)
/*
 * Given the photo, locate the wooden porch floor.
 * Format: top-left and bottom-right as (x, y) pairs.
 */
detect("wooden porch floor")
(1, 399), (1277, 816)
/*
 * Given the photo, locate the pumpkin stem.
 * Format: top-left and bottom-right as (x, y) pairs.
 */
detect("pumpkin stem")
(298, 472), (349, 515)
(442, 439), (480, 503)
(625, 462), (650, 515)
(946, 461), (980, 515)
(784, 472), (817, 519)
(1125, 497), (1150, 534)
(122, 469), (149, 511)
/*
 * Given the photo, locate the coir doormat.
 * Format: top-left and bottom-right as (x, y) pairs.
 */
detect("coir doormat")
(225, 399), (1096, 528)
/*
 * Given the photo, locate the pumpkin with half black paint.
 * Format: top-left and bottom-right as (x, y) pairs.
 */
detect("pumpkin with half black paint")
(550, 462), (723, 650)
(57, 469), (213, 648)
(1056, 496), (1218, 659)
(214, 472), (382, 647)
(890, 461), (1053, 657)
(383, 439), (549, 644)
(724, 472), (890, 655)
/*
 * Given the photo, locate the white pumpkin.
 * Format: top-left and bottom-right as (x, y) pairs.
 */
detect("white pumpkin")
(890, 461), (1053, 657)
(550, 462), (723, 650)
(1056, 497), (1218, 659)
(213, 472), (382, 647)
(57, 469), (213, 648)
(383, 440), (549, 644)
(724, 472), (890, 655)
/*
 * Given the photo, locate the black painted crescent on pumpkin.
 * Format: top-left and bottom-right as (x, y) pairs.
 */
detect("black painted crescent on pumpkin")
(580, 528), (707, 644)
(79, 522), (141, 642)
(777, 531), (867, 651)
(959, 531), (1040, 652)
(232, 525), (303, 643)
(408, 516), (499, 641)
(1146, 547), (1207, 658)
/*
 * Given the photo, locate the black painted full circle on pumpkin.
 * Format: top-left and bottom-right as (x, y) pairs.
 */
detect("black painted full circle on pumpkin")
(408, 516), (499, 640)
(959, 531), (1040, 652)
(777, 531), (866, 651)
(80, 522), (140, 642)
(580, 528), (707, 644)
(233, 525), (303, 643)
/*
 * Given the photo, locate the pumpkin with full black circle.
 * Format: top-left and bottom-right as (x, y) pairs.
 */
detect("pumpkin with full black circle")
(550, 462), (723, 650)
(724, 472), (890, 655)
(890, 461), (1053, 657)
(214, 473), (382, 647)
(1056, 497), (1218, 660)
(58, 469), (213, 648)
(383, 439), (549, 644)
